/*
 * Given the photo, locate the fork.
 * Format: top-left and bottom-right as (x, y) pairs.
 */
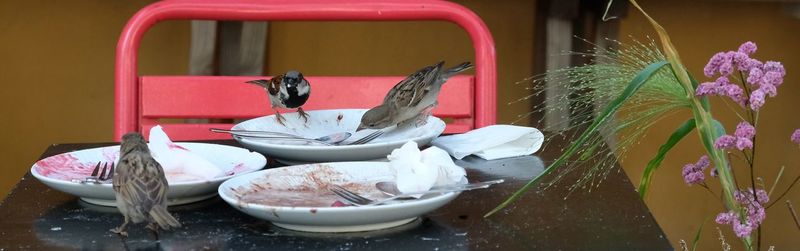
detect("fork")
(330, 184), (464, 206)
(74, 161), (114, 184)
(347, 130), (384, 145)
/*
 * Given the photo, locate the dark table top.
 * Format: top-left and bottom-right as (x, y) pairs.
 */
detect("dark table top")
(0, 140), (671, 250)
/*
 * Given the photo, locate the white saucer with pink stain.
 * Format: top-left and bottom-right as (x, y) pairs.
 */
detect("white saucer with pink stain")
(31, 143), (266, 206)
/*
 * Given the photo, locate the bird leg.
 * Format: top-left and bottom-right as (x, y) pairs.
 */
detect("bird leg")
(296, 107), (310, 123)
(146, 222), (160, 240)
(414, 104), (437, 127)
(110, 217), (130, 238)
(273, 110), (287, 126)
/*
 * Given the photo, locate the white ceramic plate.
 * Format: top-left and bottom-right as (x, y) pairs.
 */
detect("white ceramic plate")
(218, 162), (463, 233)
(231, 109), (446, 163)
(32, 143), (266, 206)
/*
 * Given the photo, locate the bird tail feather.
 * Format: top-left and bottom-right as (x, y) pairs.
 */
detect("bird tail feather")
(443, 62), (473, 78)
(245, 79), (269, 88)
(149, 206), (181, 230)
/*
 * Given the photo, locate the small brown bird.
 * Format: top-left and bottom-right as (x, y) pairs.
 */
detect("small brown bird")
(358, 61), (472, 131)
(246, 70), (311, 125)
(111, 132), (180, 237)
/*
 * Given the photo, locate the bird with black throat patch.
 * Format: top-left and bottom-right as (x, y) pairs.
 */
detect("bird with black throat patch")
(246, 70), (311, 125)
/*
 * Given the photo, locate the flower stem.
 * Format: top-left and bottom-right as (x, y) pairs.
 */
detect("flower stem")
(787, 200), (800, 231)
(740, 70), (761, 251)
(766, 174), (800, 209)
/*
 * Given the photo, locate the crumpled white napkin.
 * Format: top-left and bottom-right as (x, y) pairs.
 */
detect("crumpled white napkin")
(431, 125), (544, 160)
(387, 141), (466, 197)
(148, 125), (223, 182)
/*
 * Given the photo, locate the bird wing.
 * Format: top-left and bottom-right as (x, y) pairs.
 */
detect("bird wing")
(267, 75), (282, 96)
(114, 154), (169, 213)
(385, 62), (443, 109)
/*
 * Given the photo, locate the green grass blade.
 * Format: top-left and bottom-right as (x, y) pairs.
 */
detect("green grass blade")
(691, 216), (710, 251)
(579, 138), (604, 161)
(485, 60), (670, 217)
(638, 118), (695, 198)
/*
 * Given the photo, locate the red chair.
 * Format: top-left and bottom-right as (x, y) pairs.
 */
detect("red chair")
(115, 0), (496, 141)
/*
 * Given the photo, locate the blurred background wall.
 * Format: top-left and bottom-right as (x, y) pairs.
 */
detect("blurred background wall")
(0, 0), (798, 249)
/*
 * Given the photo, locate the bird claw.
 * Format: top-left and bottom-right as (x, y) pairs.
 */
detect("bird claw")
(415, 117), (429, 128)
(414, 104), (435, 127)
(297, 107), (310, 124)
(274, 112), (287, 126)
(110, 227), (128, 238)
(147, 223), (160, 240)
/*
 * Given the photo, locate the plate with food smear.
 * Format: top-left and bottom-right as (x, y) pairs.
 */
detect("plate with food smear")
(32, 127), (266, 206)
(217, 161), (462, 233)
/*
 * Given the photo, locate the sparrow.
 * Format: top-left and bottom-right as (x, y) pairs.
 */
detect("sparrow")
(111, 132), (181, 238)
(358, 61), (472, 131)
(246, 70), (311, 125)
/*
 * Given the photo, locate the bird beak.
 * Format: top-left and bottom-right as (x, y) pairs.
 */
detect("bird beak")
(356, 125), (366, 132)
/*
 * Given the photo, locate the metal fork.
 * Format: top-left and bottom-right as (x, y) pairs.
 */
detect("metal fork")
(347, 130), (384, 145)
(74, 162), (114, 184)
(330, 184), (462, 206)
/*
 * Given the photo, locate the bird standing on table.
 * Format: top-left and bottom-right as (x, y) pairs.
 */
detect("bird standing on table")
(111, 132), (181, 238)
(358, 61), (472, 131)
(246, 71), (311, 125)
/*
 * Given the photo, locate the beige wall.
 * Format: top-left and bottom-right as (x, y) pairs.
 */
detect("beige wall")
(0, 0), (190, 196)
(619, 0), (800, 250)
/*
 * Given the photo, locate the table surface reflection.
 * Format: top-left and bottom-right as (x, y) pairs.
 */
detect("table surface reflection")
(0, 141), (672, 250)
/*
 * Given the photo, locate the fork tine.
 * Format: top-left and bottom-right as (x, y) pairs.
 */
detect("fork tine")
(90, 162), (101, 177)
(350, 130), (384, 145)
(331, 185), (373, 205)
(330, 187), (364, 205)
(330, 186), (362, 203)
(105, 162), (115, 180)
(98, 163), (108, 181)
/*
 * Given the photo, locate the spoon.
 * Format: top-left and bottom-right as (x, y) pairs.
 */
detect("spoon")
(375, 179), (505, 198)
(209, 128), (352, 145)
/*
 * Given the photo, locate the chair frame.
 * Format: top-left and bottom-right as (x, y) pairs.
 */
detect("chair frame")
(115, 0), (496, 140)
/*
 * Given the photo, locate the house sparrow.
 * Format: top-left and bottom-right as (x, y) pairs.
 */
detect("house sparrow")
(111, 132), (181, 238)
(358, 61), (472, 131)
(246, 70), (311, 125)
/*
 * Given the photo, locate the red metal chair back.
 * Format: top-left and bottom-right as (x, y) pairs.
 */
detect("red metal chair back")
(115, 0), (496, 140)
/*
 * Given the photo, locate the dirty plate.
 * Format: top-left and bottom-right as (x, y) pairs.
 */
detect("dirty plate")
(218, 162), (462, 233)
(231, 109), (445, 163)
(32, 143), (266, 206)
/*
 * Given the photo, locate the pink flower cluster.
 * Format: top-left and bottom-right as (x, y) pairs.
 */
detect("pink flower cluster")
(792, 129), (800, 144)
(714, 122), (756, 150)
(682, 155), (711, 185)
(697, 41), (785, 111)
(715, 188), (769, 238)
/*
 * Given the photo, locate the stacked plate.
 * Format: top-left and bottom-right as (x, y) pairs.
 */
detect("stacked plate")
(231, 109), (446, 163)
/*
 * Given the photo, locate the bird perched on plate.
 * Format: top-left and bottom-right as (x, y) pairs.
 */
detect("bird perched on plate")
(111, 132), (181, 238)
(246, 71), (311, 125)
(357, 61), (472, 131)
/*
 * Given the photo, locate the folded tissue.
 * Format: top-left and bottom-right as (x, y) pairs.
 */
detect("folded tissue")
(148, 125), (224, 182)
(432, 125), (544, 160)
(388, 141), (467, 197)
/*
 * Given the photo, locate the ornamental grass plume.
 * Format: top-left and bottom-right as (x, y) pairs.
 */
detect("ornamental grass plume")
(505, 37), (689, 194)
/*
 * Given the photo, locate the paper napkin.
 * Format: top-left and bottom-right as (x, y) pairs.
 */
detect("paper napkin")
(431, 125), (544, 160)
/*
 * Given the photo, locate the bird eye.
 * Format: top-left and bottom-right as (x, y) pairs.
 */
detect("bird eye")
(369, 123), (375, 127)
